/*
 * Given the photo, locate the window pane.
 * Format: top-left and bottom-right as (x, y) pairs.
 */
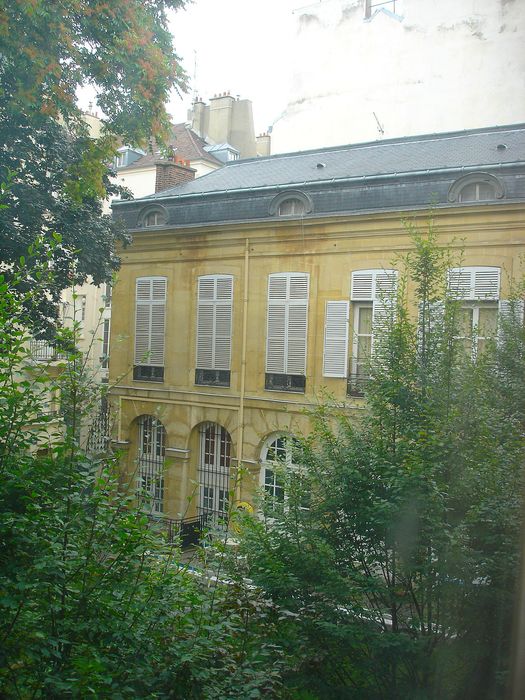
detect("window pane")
(358, 306), (373, 334)
(357, 336), (372, 363)
(478, 307), (497, 337)
(458, 308), (473, 337)
(477, 182), (496, 201)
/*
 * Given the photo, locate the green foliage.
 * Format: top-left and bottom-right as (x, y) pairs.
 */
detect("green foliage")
(234, 221), (525, 699)
(0, 0), (188, 143)
(0, 111), (131, 333)
(0, 242), (285, 698)
(0, 0), (189, 329)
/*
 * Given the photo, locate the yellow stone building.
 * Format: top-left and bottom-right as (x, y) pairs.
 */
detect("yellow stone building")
(109, 124), (525, 531)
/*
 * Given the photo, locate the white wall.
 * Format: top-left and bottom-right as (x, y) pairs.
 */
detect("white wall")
(115, 159), (218, 199)
(271, 0), (525, 153)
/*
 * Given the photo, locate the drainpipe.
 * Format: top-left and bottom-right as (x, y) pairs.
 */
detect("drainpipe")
(236, 238), (250, 502)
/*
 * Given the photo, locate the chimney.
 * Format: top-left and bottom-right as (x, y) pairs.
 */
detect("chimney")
(256, 132), (271, 157)
(155, 158), (196, 193)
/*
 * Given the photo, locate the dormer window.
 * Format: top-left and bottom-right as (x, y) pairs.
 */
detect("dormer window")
(145, 211), (163, 227)
(269, 190), (313, 218)
(278, 198), (305, 216)
(448, 173), (504, 204)
(457, 181), (496, 203)
(138, 205), (168, 228)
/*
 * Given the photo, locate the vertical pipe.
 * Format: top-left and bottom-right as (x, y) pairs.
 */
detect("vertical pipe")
(236, 239), (250, 502)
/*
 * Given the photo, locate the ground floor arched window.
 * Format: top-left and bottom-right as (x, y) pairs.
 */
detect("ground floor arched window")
(260, 434), (303, 513)
(137, 415), (166, 514)
(198, 422), (232, 522)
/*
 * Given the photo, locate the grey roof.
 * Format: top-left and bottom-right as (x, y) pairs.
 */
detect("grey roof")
(112, 124), (525, 231)
(133, 124), (525, 201)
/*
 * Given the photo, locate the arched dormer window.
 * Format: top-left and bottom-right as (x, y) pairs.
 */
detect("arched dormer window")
(448, 173), (504, 204)
(138, 205), (168, 228)
(269, 190), (313, 218)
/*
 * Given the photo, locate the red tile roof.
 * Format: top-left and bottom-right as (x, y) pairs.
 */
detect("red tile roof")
(118, 123), (221, 171)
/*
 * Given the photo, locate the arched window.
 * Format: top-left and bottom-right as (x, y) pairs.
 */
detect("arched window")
(448, 173), (504, 203)
(457, 181), (496, 203)
(260, 434), (305, 513)
(198, 423), (232, 523)
(278, 198), (306, 216)
(138, 205), (168, 228)
(269, 190), (313, 218)
(137, 415), (166, 514)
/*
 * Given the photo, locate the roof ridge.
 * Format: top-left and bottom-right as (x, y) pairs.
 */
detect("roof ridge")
(230, 123), (525, 165)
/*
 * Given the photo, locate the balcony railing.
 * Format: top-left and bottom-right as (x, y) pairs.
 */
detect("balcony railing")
(29, 339), (66, 362)
(347, 373), (370, 397)
(147, 513), (210, 549)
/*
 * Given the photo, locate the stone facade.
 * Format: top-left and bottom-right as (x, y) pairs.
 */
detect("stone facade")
(109, 124), (525, 521)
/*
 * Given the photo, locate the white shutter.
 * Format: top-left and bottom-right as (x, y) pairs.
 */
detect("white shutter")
(351, 271), (374, 301)
(448, 267), (500, 300)
(323, 301), (349, 377)
(134, 277), (166, 366)
(351, 269), (397, 301)
(196, 275), (233, 370)
(266, 273), (309, 375)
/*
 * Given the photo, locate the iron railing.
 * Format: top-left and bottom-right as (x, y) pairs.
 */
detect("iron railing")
(347, 373), (370, 397)
(86, 400), (110, 454)
(29, 339), (66, 361)
(147, 513), (210, 549)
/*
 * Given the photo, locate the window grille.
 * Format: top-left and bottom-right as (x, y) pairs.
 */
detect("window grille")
(87, 398), (110, 454)
(137, 415), (166, 514)
(198, 422), (232, 524)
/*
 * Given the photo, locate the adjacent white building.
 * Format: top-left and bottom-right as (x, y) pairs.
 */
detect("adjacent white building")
(271, 0), (525, 152)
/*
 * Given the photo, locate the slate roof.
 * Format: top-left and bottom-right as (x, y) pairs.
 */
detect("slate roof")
(112, 124), (525, 230)
(117, 123), (221, 171)
(138, 124), (525, 200)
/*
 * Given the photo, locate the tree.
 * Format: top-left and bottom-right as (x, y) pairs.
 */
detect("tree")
(232, 222), (525, 699)
(0, 0), (188, 330)
(0, 237), (285, 698)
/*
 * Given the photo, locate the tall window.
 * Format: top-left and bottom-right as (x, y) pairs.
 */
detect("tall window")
(456, 305), (498, 357)
(134, 276), (166, 382)
(448, 266), (501, 359)
(103, 283), (112, 307)
(195, 275), (233, 387)
(265, 273), (309, 392)
(101, 318), (110, 369)
(137, 415), (166, 514)
(349, 269), (397, 395)
(198, 423), (232, 523)
(260, 435), (306, 514)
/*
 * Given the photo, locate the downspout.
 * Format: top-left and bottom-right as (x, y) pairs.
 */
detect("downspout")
(236, 238), (250, 502)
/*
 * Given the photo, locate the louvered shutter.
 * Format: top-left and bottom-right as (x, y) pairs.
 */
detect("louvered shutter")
(196, 275), (233, 370)
(266, 273), (309, 375)
(134, 277), (166, 366)
(448, 267), (500, 300)
(372, 270), (397, 340)
(323, 301), (349, 377)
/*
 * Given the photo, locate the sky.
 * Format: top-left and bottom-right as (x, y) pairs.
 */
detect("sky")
(166, 0), (306, 134)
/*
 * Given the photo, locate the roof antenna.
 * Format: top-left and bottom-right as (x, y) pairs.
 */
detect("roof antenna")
(192, 49), (198, 103)
(373, 112), (385, 137)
